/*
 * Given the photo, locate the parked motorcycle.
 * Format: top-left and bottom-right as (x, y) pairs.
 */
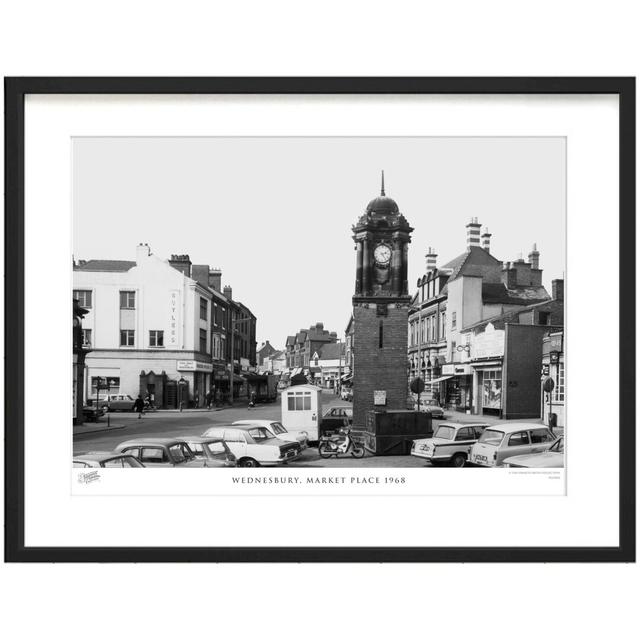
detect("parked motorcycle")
(318, 427), (365, 459)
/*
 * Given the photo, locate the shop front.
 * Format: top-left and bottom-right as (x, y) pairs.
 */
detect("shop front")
(442, 364), (473, 413)
(177, 359), (213, 407)
(470, 361), (503, 417)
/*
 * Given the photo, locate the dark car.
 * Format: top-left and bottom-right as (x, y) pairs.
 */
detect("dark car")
(82, 405), (105, 422)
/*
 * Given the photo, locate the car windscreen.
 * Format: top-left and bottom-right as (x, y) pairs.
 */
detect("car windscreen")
(478, 429), (504, 446)
(434, 425), (455, 440)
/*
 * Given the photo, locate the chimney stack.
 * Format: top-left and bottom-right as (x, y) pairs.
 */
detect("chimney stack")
(223, 285), (232, 300)
(552, 278), (564, 301)
(425, 246), (438, 272)
(169, 254), (192, 277)
(528, 243), (540, 270)
(136, 243), (151, 263)
(466, 217), (482, 250)
(481, 227), (492, 253)
(208, 268), (222, 291)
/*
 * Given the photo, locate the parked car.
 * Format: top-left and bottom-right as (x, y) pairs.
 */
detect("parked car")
(181, 436), (237, 467)
(468, 423), (557, 467)
(82, 405), (104, 422)
(503, 436), (564, 468)
(99, 394), (136, 412)
(73, 452), (145, 468)
(113, 438), (206, 467)
(232, 420), (308, 449)
(417, 400), (445, 419)
(411, 422), (489, 467)
(201, 425), (302, 467)
(324, 407), (353, 423)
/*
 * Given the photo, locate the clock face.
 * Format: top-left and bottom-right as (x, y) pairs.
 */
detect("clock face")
(374, 243), (391, 264)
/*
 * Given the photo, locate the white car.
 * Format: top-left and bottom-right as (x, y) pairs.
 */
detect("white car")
(469, 423), (557, 467)
(232, 420), (308, 449)
(411, 422), (488, 467)
(201, 425), (302, 467)
(503, 436), (564, 468)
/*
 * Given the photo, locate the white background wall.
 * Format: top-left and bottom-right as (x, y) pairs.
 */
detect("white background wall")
(1, 3), (638, 640)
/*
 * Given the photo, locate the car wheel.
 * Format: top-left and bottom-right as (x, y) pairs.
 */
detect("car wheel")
(451, 453), (467, 468)
(102, 405), (109, 412)
(239, 458), (259, 468)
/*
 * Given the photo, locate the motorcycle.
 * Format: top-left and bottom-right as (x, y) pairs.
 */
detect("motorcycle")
(318, 427), (365, 459)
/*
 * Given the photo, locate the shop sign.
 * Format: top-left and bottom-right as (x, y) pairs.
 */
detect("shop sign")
(443, 363), (471, 375)
(177, 360), (213, 373)
(167, 290), (180, 347)
(240, 357), (250, 371)
(373, 390), (387, 406)
(470, 323), (504, 360)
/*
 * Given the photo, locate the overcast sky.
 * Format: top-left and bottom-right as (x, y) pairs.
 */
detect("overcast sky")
(73, 137), (566, 347)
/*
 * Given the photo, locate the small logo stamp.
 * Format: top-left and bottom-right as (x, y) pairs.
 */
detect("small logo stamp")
(77, 470), (101, 484)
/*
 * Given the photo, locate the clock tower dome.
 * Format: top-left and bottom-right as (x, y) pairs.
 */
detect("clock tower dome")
(351, 172), (414, 429)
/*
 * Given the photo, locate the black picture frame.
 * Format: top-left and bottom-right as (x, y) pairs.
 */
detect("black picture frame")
(4, 77), (635, 563)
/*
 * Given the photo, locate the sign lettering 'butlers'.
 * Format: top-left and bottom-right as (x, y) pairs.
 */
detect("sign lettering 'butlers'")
(168, 290), (180, 347)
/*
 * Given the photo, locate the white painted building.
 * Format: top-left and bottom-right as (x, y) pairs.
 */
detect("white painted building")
(73, 244), (214, 408)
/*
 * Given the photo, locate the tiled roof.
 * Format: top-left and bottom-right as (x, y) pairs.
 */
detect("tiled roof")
(464, 295), (557, 331)
(319, 342), (345, 359)
(285, 335), (295, 346)
(482, 282), (550, 305)
(73, 260), (136, 272)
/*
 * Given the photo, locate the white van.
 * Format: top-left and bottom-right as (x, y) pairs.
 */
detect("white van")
(281, 384), (322, 441)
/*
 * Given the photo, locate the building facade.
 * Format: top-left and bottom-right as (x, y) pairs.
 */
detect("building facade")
(541, 329), (565, 428)
(408, 217), (557, 416)
(284, 323), (338, 373)
(309, 342), (346, 389)
(74, 244), (257, 408)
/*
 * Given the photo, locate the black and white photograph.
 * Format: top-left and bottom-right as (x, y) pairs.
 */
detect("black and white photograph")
(72, 136), (566, 475)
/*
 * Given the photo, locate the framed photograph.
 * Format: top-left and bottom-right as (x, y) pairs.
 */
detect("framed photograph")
(5, 77), (635, 562)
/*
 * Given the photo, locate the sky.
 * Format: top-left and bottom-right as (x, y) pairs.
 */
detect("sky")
(73, 136), (566, 348)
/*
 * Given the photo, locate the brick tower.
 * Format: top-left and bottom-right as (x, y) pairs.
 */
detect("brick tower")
(352, 172), (413, 428)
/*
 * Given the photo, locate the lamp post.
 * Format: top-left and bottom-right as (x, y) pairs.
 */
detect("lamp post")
(228, 315), (251, 407)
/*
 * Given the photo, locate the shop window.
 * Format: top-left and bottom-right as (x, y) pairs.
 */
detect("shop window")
(120, 330), (135, 347)
(149, 330), (164, 347)
(553, 362), (565, 402)
(482, 369), (502, 410)
(119, 291), (136, 309)
(74, 289), (92, 308)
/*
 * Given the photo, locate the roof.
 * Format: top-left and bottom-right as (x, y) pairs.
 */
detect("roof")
(319, 342), (345, 359)
(180, 436), (225, 444)
(439, 422), (491, 428)
(464, 294), (556, 332)
(73, 451), (134, 461)
(73, 259), (136, 272)
(441, 246), (502, 282)
(115, 437), (187, 446)
(481, 282), (550, 305)
(285, 335), (295, 346)
(484, 422), (549, 434)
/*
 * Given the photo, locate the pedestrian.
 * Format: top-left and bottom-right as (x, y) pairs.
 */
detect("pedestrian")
(205, 390), (212, 410)
(195, 391), (200, 408)
(133, 395), (145, 419)
(249, 390), (256, 408)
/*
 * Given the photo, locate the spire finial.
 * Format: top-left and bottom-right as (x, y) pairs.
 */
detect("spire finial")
(381, 170), (385, 196)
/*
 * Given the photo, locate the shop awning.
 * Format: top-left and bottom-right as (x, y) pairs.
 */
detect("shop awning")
(341, 374), (353, 381)
(426, 375), (453, 384)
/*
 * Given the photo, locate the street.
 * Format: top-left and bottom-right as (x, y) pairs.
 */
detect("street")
(74, 390), (436, 468)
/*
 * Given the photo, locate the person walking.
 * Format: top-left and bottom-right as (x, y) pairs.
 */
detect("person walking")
(134, 395), (145, 419)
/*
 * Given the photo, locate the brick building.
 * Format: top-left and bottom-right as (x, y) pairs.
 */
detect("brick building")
(408, 217), (556, 415)
(284, 322), (338, 373)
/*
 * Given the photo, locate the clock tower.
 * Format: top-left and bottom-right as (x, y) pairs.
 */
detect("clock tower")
(352, 172), (414, 429)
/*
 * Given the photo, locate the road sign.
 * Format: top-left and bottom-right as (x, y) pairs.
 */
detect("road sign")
(410, 377), (425, 394)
